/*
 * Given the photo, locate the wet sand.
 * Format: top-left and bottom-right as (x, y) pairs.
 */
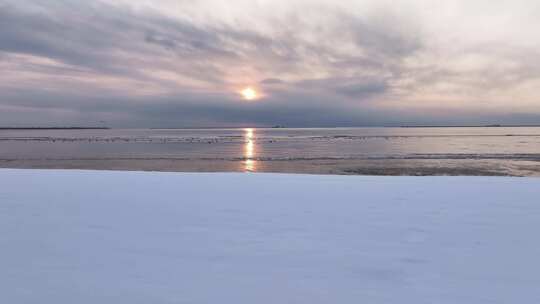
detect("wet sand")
(2, 158), (539, 176)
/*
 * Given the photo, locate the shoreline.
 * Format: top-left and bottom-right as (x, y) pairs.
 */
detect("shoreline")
(1, 158), (539, 176)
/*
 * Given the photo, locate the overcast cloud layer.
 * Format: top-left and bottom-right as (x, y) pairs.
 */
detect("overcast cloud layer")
(1, 0), (540, 127)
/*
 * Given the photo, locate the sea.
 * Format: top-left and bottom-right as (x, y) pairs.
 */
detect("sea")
(1, 127), (540, 176)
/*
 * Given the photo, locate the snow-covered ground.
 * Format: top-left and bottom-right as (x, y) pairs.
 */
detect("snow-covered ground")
(1, 169), (539, 303)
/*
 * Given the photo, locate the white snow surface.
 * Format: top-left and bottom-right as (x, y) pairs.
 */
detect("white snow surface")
(1, 169), (539, 303)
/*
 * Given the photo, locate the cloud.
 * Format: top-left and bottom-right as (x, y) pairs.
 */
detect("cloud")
(260, 78), (285, 85)
(0, 0), (539, 127)
(335, 82), (388, 99)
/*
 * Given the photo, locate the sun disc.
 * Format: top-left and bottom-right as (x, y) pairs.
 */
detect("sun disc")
(241, 87), (258, 100)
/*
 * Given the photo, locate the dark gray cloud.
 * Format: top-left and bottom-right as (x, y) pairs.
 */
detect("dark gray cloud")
(0, 86), (389, 127)
(0, 0), (236, 84)
(335, 82), (388, 98)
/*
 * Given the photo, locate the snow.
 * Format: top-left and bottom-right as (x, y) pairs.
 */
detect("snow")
(1, 169), (539, 303)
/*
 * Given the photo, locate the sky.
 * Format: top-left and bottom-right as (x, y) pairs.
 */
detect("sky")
(1, 0), (540, 127)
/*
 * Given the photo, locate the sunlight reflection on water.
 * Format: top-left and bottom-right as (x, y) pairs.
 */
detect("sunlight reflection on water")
(244, 128), (256, 172)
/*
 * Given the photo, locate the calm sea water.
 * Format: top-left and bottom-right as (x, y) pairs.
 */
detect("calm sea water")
(1, 127), (540, 175)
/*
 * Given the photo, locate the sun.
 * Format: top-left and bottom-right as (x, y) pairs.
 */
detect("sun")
(240, 87), (258, 100)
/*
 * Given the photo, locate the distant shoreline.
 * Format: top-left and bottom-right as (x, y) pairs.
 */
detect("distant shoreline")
(150, 125), (540, 130)
(1, 125), (539, 130)
(400, 124), (540, 128)
(0, 127), (110, 130)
